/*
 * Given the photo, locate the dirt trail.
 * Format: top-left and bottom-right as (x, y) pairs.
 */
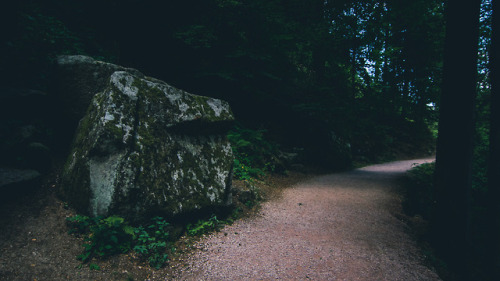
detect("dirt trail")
(0, 159), (440, 281)
(170, 158), (440, 281)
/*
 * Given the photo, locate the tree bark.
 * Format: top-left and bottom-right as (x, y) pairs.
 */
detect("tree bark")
(488, 0), (500, 278)
(433, 0), (481, 276)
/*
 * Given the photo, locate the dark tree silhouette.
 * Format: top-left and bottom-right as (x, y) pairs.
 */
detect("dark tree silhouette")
(488, 0), (500, 278)
(433, 0), (481, 276)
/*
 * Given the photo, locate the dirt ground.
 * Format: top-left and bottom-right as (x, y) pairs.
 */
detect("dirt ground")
(0, 159), (439, 280)
(168, 159), (440, 280)
(0, 168), (311, 281)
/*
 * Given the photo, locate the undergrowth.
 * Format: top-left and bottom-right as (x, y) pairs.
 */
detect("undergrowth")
(66, 215), (173, 269)
(402, 162), (469, 281)
(185, 209), (242, 236)
(401, 162), (452, 280)
(186, 215), (223, 236)
(132, 216), (171, 269)
(402, 162), (436, 220)
(227, 123), (282, 181)
(66, 208), (246, 269)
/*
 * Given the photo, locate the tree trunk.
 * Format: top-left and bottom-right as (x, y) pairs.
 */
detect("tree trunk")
(433, 0), (481, 276)
(488, 0), (500, 278)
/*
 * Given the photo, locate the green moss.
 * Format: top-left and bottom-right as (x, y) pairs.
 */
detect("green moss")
(63, 72), (234, 219)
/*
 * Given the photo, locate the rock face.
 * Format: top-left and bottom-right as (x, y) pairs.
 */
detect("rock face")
(54, 55), (145, 125)
(0, 88), (54, 172)
(60, 57), (235, 221)
(0, 168), (42, 203)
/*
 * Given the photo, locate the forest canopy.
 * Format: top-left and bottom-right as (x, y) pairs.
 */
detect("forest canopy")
(0, 0), (447, 167)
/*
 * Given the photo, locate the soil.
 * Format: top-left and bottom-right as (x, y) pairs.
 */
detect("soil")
(0, 159), (440, 280)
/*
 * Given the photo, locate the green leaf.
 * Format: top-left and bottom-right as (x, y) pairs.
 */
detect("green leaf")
(89, 263), (100, 270)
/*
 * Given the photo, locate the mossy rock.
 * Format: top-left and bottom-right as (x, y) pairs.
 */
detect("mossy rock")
(61, 70), (235, 222)
(54, 55), (145, 125)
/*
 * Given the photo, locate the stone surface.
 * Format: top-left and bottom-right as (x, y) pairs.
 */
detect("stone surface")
(54, 55), (145, 125)
(232, 181), (260, 204)
(60, 68), (235, 221)
(0, 168), (41, 187)
(0, 168), (41, 202)
(0, 88), (53, 172)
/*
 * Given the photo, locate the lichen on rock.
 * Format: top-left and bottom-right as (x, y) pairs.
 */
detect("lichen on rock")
(60, 61), (234, 221)
(54, 55), (145, 126)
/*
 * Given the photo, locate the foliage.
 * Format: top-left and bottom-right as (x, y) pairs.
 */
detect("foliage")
(66, 215), (98, 235)
(89, 263), (100, 270)
(132, 217), (171, 269)
(227, 124), (281, 181)
(1, 2), (84, 89)
(402, 162), (436, 220)
(186, 215), (223, 236)
(185, 209), (247, 237)
(2, 0), (441, 164)
(0, 0), (117, 90)
(71, 216), (134, 262)
(66, 215), (172, 269)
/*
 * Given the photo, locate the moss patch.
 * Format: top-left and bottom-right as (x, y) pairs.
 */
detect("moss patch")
(61, 71), (235, 221)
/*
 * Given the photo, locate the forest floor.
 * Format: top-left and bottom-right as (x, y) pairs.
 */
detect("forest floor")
(0, 159), (440, 280)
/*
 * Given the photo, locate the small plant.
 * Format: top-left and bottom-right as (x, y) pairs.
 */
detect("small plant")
(89, 263), (100, 270)
(186, 215), (222, 236)
(233, 158), (265, 182)
(403, 162), (436, 220)
(244, 200), (255, 208)
(68, 214), (229, 269)
(133, 216), (171, 269)
(66, 215), (96, 234)
(67, 215), (172, 268)
(76, 216), (135, 262)
(228, 123), (281, 181)
(230, 207), (242, 221)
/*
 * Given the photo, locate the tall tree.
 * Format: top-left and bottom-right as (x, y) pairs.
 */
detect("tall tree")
(433, 0), (482, 276)
(488, 0), (500, 278)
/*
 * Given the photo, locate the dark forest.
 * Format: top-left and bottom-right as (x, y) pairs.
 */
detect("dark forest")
(0, 0), (499, 280)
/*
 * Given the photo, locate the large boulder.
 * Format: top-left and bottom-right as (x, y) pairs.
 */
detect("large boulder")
(0, 168), (42, 203)
(52, 56), (148, 151)
(0, 88), (54, 172)
(54, 55), (145, 125)
(60, 62), (235, 221)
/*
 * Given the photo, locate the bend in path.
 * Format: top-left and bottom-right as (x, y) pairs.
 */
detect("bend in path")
(171, 158), (439, 281)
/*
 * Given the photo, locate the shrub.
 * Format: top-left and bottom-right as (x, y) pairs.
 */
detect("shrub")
(402, 162), (436, 220)
(74, 216), (135, 262)
(227, 123), (281, 181)
(66, 215), (172, 269)
(66, 214), (96, 234)
(186, 215), (223, 236)
(133, 217), (171, 269)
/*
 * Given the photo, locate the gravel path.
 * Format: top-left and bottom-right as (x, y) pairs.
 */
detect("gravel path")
(171, 159), (440, 281)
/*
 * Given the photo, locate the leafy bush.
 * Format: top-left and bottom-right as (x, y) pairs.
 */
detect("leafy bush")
(66, 215), (172, 269)
(402, 162), (436, 220)
(4, 3), (85, 89)
(66, 215), (96, 234)
(233, 157), (265, 181)
(186, 215), (223, 236)
(73, 216), (135, 262)
(133, 217), (171, 269)
(227, 124), (281, 181)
